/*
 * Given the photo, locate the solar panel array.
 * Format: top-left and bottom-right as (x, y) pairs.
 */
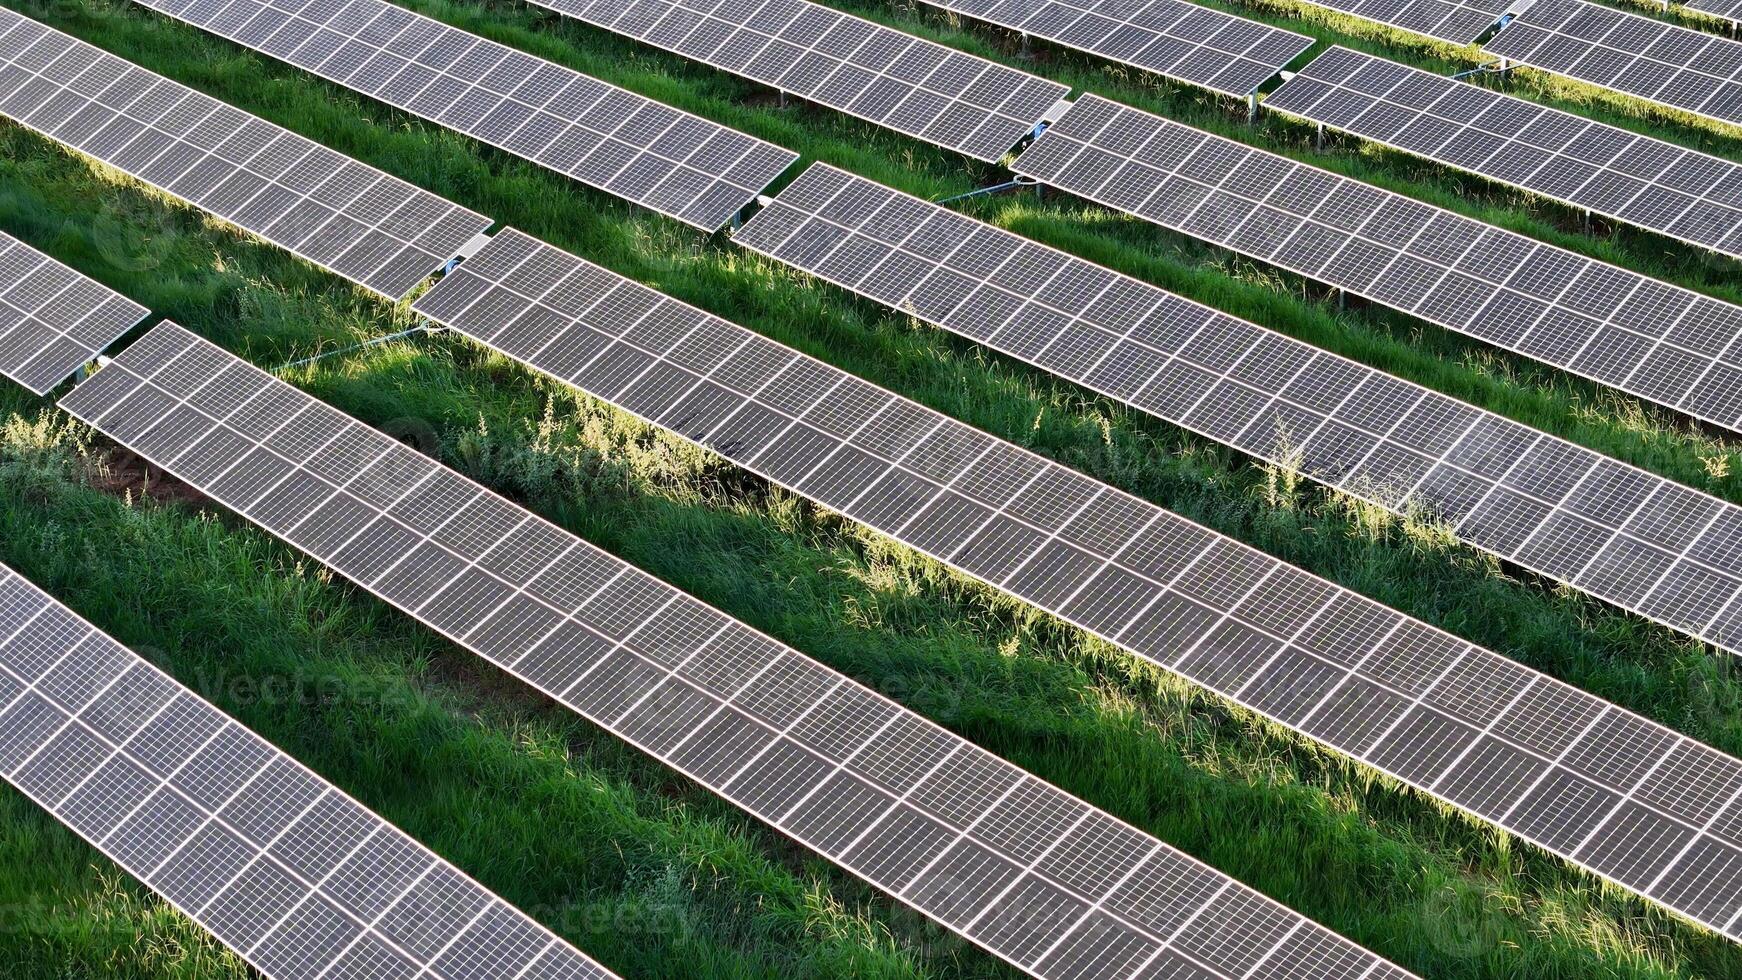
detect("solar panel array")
(520, 0), (1069, 162)
(0, 9), (490, 300)
(62, 321), (1414, 980)
(1485, 0), (1742, 128)
(1267, 47), (1742, 259)
(0, 560), (620, 980)
(132, 0), (797, 231)
(925, 0), (1313, 97)
(0, 232), (149, 395)
(401, 227), (1742, 942)
(1688, 0), (1742, 27)
(735, 162), (1742, 657)
(1010, 94), (1742, 435)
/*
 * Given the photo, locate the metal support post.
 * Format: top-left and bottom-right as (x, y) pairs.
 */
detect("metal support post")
(276, 323), (445, 373)
(933, 177), (1040, 206)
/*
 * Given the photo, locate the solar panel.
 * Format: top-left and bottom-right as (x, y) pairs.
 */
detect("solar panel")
(1010, 94), (1742, 437)
(1688, 0), (1742, 26)
(1268, 47), (1742, 259)
(0, 232), (149, 394)
(0, 10), (490, 300)
(60, 321), (1414, 980)
(735, 161), (1742, 660)
(400, 227), (1742, 943)
(925, 0), (1313, 97)
(131, 0), (797, 231)
(0, 560), (621, 980)
(519, 0), (1070, 162)
(1485, 0), (1742, 128)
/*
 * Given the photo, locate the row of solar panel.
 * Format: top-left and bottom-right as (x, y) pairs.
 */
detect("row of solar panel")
(542, 0), (1742, 133)
(999, 101), (1742, 657)
(1011, 91), (1742, 434)
(0, 563), (620, 980)
(1487, 0), (1742, 130)
(1268, 47), (1742, 260)
(10, 0), (1742, 967)
(35, 0), (1742, 877)
(735, 162), (1742, 655)
(28, 0), (1742, 726)
(407, 226), (1742, 944)
(120, 0), (1742, 634)
(119, 0), (1742, 444)
(0, 7), (492, 299)
(493, 0), (1742, 437)
(534, 0), (1311, 103)
(134, 0), (800, 229)
(54, 322), (1413, 980)
(520, 0), (1070, 161)
(1254, 0), (1742, 135)
(0, 197), (1410, 975)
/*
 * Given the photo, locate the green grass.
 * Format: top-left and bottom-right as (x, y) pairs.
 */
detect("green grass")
(3, 0), (1742, 976)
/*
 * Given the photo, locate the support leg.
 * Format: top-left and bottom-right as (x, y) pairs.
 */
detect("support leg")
(277, 324), (440, 373)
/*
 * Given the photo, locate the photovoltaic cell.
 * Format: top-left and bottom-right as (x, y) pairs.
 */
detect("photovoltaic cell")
(61, 321), (1411, 980)
(131, 0), (797, 231)
(924, 0), (1313, 97)
(1010, 94), (1742, 437)
(1268, 47), (1742, 259)
(0, 232), (148, 394)
(0, 9), (490, 299)
(401, 228), (1742, 943)
(0, 561), (620, 980)
(736, 161), (1742, 660)
(520, 0), (1070, 162)
(1485, 0), (1742, 128)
